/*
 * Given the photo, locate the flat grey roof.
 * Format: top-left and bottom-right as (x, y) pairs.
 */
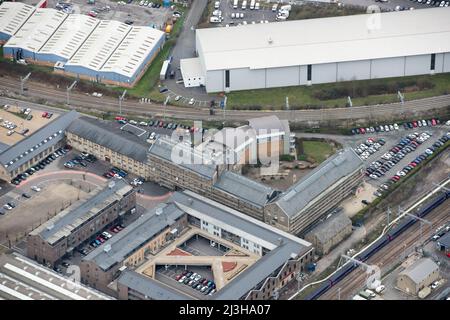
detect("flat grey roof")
(275, 148), (363, 218)
(214, 171), (277, 208)
(118, 270), (191, 300)
(148, 137), (217, 179)
(83, 203), (184, 271)
(196, 8), (450, 71)
(0, 110), (79, 173)
(305, 212), (352, 244)
(0, 142), (9, 153)
(31, 179), (132, 245)
(248, 115), (287, 133)
(400, 258), (439, 285)
(66, 117), (149, 163)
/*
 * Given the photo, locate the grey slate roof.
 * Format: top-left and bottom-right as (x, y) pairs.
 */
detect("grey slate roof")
(0, 142), (9, 153)
(305, 212), (352, 244)
(0, 110), (79, 173)
(66, 117), (149, 162)
(31, 180), (131, 245)
(83, 203), (184, 271)
(148, 136), (217, 179)
(399, 258), (439, 285)
(213, 171), (277, 208)
(275, 148), (363, 218)
(118, 270), (191, 300)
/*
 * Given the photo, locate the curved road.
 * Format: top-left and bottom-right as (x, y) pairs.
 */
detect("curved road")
(1, 76), (450, 122)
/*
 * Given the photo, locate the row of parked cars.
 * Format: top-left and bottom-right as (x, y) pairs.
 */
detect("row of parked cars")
(411, 0), (450, 7)
(351, 119), (440, 135)
(374, 132), (449, 197)
(103, 167), (128, 179)
(115, 116), (208, 136)
(354, 137), (386, 160)
(367, 131), (433, 181)
(10, 146), (70, 185)
(175, 270), (217, 295)
(90, 225), (124, 249)
(64, 152), (97, 169)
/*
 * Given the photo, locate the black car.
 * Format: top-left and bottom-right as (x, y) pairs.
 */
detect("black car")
(159, 87), (168, 93)
(7, 202), (16, 208)
(22, 193), (31, 199)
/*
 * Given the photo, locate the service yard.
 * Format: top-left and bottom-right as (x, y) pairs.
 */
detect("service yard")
(0, 181), (91, 245)
(0, 105), (59, 146)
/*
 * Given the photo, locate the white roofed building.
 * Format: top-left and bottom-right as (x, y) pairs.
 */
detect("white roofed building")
(37, 14), (100, 64)
(185, 8), (450, 92)
(0, 1), (35, 43)
(3, 8), (67, 60)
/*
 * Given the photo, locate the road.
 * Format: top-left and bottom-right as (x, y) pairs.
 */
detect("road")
(318, 200), (450, 300)
(1, 76), (450, 122)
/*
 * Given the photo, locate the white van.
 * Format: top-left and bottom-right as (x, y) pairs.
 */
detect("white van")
(210, 16), (221, 23)
(272, 4), (277, 11)
(255, 2), (260, 9)
(233, 0), (238, 9)
(242, 0), (247, 9)
(250, 0), (255, 9)
(214, 1), (220, 9)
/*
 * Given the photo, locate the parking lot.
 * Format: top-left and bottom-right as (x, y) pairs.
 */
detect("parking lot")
(0, 105), (59, 146)
(213, 0), (278, 27)
(349, 120), (450, 192)
(155, 264), (216, 299)
(21, 0), (174, 28)
(178, 234), (230, 256)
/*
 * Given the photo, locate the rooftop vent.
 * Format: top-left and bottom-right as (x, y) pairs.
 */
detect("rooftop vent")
(156, 208), (163, 216)
(46, 224), (54, 231)
(103, 244), (112, 253)
(187, 198), (193, 205)
(268, 37), (273, 45)
(108, 181), (115, 189)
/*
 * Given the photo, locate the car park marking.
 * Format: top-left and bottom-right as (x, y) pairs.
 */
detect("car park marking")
(16, 170), (107, 188)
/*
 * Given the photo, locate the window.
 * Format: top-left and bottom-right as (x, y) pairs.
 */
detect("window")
(430, 53), (436, 71)
(307, 65), (312, 81)
(225, 70), (230, 88)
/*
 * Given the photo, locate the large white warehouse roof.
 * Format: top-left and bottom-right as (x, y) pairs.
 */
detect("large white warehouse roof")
(0, 2), (35, 38)
(66, 20), (131, 71)
(5, 8), (67, 53)
(197, 7), (450, 70)
(39, 14), (100, 60)
(101, 26), (165, 78)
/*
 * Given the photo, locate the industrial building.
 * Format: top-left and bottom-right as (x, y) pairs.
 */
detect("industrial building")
(183, 8), (450, 93)
(0, 252), (113, 300)
(304, 212), (352, 255)
(82, 190), (314, 300)
(437, 232), (450, 254)
(0, 110), (79, 182)
(27, 180), (135, 267)
(0, 1), (35, 43)
(1, 2), (165, 87)
(265, 149), (364, 235)
(396, 258), (440, 295)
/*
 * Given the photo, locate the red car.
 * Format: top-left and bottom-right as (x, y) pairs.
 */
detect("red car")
(360, 128), (366, 134)
(97, 236), (105, 243)
(431, 119), (437, 126)
(175, 274), (183, 281)
(412, 121), (418, 128)
(159, 121), (163, 127)
(393, 175), (400, 181)
(115, 116), (126, 121)
(42, 112), (48, 118)
(409, 162), (417, 167)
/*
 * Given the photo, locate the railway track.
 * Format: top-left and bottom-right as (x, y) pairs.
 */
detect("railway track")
(1, 76), (450, 121)
(319, 201), (450, 300)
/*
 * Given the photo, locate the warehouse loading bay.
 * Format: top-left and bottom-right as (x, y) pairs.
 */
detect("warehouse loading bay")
(22, 0), (172, 28)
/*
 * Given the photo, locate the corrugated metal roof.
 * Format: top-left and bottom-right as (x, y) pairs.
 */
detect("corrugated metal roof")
(101, 26), (165, 78)
(65, 20), (131, 71)
(118, 270), (191, 300)
(214, 171), (276, 207)
(66, 117), (149, 163)
(0, 110), (79, 173)
(5, 8), (67, 53)
(39, 14), (100, 60)
(0, 2), (35, 38)
(196, 8), (450, 71)
(275, 148), (363, 218)
(83, 203), (184, 271)
(399, 258), (439, 285)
